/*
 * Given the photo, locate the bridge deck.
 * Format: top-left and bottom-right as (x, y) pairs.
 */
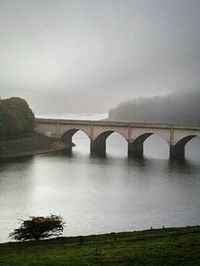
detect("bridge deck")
(36, 118), (200, 131)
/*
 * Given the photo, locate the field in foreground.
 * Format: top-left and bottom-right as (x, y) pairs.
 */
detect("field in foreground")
(0, 226), (200, 265)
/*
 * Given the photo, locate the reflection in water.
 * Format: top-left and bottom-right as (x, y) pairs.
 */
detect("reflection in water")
(0, 133), (199, 242)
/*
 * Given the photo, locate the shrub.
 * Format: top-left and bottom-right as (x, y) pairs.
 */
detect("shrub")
(9, 214), (65, 241)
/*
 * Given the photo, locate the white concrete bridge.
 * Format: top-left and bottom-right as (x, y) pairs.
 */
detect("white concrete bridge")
(35, 118), (200, 159)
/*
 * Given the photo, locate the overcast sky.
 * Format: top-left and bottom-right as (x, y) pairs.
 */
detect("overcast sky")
(0, 0), (200, 114)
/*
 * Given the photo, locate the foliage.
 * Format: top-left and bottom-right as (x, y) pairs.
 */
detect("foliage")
(9, 215), (65, 241)
(0, 97), (35, 139)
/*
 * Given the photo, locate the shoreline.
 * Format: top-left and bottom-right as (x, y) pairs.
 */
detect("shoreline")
(0, 225), (199, 265)
(0, 143), (66, 159)
(1, 224), (199, 244)
(0, 134), (73, 159)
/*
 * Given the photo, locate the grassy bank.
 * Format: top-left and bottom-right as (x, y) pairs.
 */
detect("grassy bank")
(0, 133), (67, 158)
(0, 226), (200, 265)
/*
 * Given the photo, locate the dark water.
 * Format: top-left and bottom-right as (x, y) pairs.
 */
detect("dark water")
(0, 132), (200, 242)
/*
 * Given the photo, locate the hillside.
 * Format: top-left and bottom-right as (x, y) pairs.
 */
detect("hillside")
(109, 91), (200, 126)
(0, 97), (67, 158)
(0, 97), (35, 139)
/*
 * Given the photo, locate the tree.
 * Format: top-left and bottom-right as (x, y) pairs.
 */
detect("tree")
(0, 97), (35, 139)
(9, 215), (65, 241)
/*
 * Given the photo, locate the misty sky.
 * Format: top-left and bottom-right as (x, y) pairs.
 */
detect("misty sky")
(0, 0), (200, 114)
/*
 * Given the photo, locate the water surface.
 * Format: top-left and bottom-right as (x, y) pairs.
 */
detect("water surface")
(0, 119), (200, 242)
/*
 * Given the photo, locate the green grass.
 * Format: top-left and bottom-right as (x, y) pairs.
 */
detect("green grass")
(0, 226), (200, 265)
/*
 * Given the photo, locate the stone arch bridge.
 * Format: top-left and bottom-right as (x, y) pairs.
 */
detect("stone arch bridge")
(35, 118), (200, 159)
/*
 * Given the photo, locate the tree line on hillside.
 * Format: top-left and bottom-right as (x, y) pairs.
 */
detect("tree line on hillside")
(0, 97), (35, 139)
(109, 91), (200, 126)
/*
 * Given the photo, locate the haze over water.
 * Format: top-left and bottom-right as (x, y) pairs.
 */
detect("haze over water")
(0, 114), (199, 243)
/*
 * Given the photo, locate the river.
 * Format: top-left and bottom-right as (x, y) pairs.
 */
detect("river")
(0, 114), (200, 242)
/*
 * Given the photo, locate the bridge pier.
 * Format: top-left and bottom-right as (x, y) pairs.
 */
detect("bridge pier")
(128, 133), (154, 158)
(170, 144), (185, 159)
(128, 142), (143, 158)
(60, 137), (73, 154)
(170, 135), (197, 159)
(65, 144), (73, 154)
(90, 140), (106, 156)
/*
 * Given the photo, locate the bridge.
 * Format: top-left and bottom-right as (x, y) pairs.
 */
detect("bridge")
(35, 118), (200, 159)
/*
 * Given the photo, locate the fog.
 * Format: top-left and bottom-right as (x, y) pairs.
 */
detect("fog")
(0, 0), (200, 114)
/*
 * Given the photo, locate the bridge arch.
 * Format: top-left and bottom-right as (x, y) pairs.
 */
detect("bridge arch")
(61, 128), (90, 153)
(91, 130), (128, 156)
(170, 135), (199, 159)
(129, 133), (169, 158)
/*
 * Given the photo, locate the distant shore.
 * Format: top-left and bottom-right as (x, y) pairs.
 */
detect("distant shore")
(0, 133), (72, 159)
